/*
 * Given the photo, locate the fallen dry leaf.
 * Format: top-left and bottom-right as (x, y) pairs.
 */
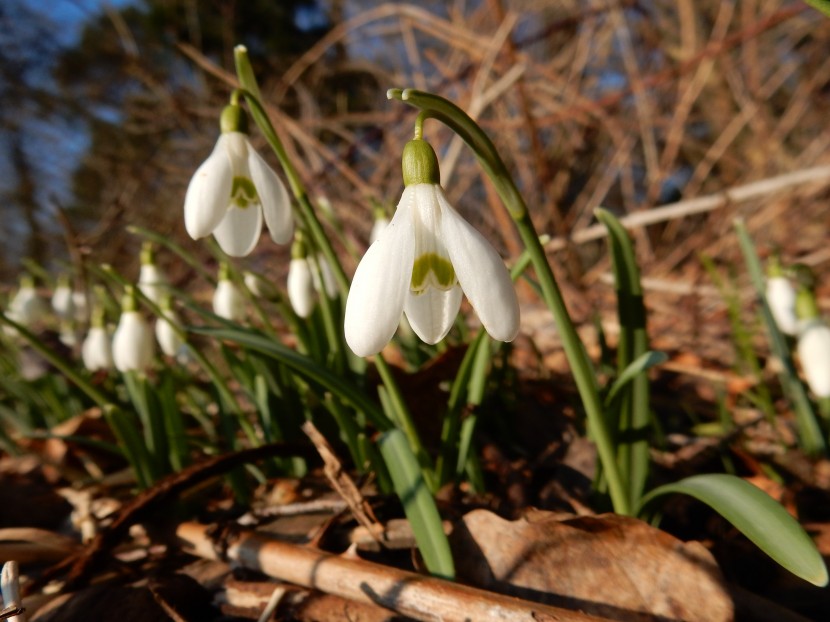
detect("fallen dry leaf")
(451, 509), (734, 622)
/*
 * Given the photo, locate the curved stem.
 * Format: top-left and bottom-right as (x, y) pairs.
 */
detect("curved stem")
(388, 88), (630, 514)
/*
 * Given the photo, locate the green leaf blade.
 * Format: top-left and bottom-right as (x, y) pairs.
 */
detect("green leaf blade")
(640, 473), (828, 586)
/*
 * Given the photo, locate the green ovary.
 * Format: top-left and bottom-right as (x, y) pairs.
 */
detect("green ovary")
(231, 176), (258, 208)
(411, 253), (456, 291)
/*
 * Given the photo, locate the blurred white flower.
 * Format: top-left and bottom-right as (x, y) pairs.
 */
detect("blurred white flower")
(213, 266), (246, 322)
(312, 254), (338, 299)
(137, 243), (168, 305)
(52, 276), (75, 320)
(287, 257), (315, 318)
(6, 275), (47, 328)
(345, 139), (519, 357)
(155, 305), (184, 357)
(72, 290), (89, 323)
(184, 104), (293, 257)
(112, 287), (154, 372)
(766, 276), (798, 336)
(82, 325), (113, 372)
(798, 320), (830, 398)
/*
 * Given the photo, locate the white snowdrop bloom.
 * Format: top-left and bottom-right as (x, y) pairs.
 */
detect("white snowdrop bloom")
(766, 276), (798, 336)
(344, 139), (519, 357)
(798, 320), (830, 398)
(243, 270), (272, 298)
(137, 244), (168, 305)
(6, 276), (47, 333)
(213, 267), (246, 322)
(155, 302), (184, 357)
(184, 103), (293, 257)
(52, 277), (75, 320)
(72, 290), (89, 322)
(82, 325), (113, 372)
(287, 257), (316, 318)
(112, 287), (154, 373)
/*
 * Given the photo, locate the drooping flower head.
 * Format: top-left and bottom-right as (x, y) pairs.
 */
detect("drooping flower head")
(795, 286), (830, 398)
(112, 286), (154, 373)
(5, 274), (47, 333)
(52, 274), (75, 320)
(344, 138), (519, 357)
(184, 98), (293, 257)
(213, 263), (246, 322)
(155, 295), (185, 358)
(138, 242), (168, 305)
(287, 235), (316, 319)
(765, 255), (797, 336)
(82, 305), (114, 372)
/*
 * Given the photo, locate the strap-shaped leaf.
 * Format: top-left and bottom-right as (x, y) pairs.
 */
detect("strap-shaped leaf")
(640, 473), (828, 586)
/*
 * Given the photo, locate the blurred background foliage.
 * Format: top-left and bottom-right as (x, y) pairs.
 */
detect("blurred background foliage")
(1, 0), (829, 295)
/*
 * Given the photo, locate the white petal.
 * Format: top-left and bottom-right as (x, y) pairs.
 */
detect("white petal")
(287, 258), (316, 318)
(344, 189), (416, 357)
(212, 203), (263, 257)
(184, 135), (234, 240)
(112, 312), (154, 372)
(52, 285), (75, 320)
(439, 190), (519, 342)
(404, 286), (463, 344)
(798, 322), (830, 397)
(248, 147), (294, 245)
(138, 264), (168, 304)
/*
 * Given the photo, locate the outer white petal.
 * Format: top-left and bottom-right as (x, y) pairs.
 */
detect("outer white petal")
(287, 258), (316, 318)
(766, 277), (798, 336)
(82, 326), (113, 371)
(798, 321), (830, 398)
(248, 147), (294, 245)
(112, 311), (154, 372)
(212, 202), (263, 257)
(184, 135), (234, 240)
(438, 190), (519, 342)
(344, 190), (416, 357)
(213, 280), (246, 321)
(404, 286), (463, 344)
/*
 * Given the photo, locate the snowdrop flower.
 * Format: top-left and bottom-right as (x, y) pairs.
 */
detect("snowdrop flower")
(6, 275), (47, 328)
(312, 254), (338, 299)
(52, 274), (75, 320)
(765, 258), (797, 336)
(112, 286), (154, 373)
(213, 264), (246, 321)
(344, 139), (519, 357)
(137, 243), (168, 305)
(796, 288), (830, 398)
(287, 257), (315, 318)
(82, 308), (113, 372)
(155, 297), (184, 357)
(184, 101), (293, 257)
(72, 290), (88, 323)
(243, 270), (275, 299)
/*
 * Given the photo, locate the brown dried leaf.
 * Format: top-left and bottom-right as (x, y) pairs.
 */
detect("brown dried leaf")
(451, 509), (734, 622)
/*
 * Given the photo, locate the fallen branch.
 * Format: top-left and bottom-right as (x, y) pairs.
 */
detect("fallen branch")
(176, 521), (610, 622)
(545, 164), (830, 251)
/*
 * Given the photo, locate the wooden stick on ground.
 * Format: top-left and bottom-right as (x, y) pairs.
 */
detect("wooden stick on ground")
(176, 521), (611, 622)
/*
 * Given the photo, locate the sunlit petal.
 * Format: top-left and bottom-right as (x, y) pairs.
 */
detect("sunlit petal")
(212, 202), (263, 257)
(404, 286), (463, 344)
(345, 189), (416, 357)
(439, 190), (519, 342)
(112, 311), (154, 372)
(213, 280), (246, 322)
(155, 311), (183, 357)
(82, 326), (113, 372)
(184, 135), (233, 240)
(798, 321), (830, 398)
(248, 148), (294, 245)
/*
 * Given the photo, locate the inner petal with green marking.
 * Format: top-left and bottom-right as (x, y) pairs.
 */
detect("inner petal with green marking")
(411, 252), (456, 292)
(231, 176), (259, 208)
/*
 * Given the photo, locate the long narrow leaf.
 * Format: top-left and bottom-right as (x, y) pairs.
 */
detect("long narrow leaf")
(640, 473), (828, 587)
(378, 428), (455, 579)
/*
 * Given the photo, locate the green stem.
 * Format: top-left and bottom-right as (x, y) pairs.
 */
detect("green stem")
(388, 88), (630, 514)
